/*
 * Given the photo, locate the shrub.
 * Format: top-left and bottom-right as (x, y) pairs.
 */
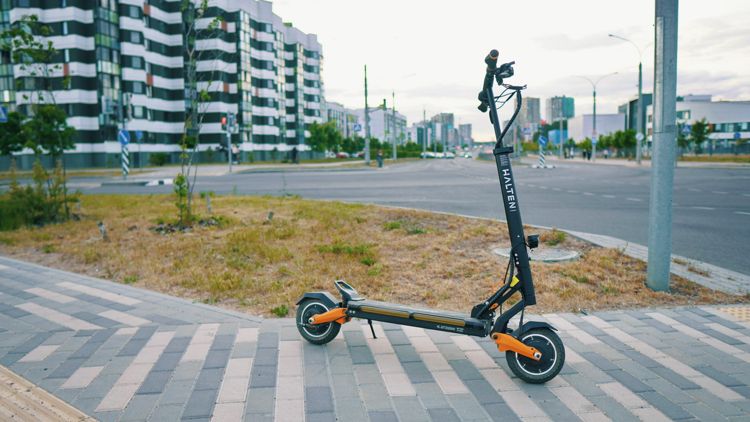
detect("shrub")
(271, 304), (289, 317)
(149, 152), (169, 166)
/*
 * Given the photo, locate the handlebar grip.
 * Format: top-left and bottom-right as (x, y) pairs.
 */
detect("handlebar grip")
(485, 49), (499, 71)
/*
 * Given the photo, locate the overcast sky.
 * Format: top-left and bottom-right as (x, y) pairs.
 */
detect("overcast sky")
(273, 0), (750, 140)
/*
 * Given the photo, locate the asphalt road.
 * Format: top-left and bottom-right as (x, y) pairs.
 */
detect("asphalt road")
(85, 158), (750, 276)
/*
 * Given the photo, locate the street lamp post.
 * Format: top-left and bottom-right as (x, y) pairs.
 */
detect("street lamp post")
(576, 73), (617, 161)
(609, 33), (644, 164)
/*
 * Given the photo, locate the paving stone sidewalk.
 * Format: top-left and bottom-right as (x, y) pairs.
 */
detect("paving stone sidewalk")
(2, 255), (750, 421)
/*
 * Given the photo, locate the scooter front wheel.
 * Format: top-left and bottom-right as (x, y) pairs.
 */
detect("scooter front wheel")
(505, 327), (565, 384)
(296, 299), (341, 345)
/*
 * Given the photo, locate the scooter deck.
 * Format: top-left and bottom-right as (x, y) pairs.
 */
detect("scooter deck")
(347, 299), (489, 337)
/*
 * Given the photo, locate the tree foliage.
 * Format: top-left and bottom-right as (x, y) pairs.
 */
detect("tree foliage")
(307, 121), (343, 153)
(0, 111), (27, 157)
(690, 118), (711, 155)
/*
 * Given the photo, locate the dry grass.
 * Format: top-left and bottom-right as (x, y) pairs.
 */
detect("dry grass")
(0, 194), (744, 317)
(679, 154), (750, 163)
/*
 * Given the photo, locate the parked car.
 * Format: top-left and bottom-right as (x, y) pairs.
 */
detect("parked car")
(336, 152), (350, 158)
(463, 152), (473, 158)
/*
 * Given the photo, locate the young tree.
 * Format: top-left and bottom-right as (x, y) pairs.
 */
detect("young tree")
(176, 0), (224, 226)
(1, 15), (75, 217)
(308, 121), (342, 153)
(690, 118), (711, 155)
(677, 123), (690, 156)
(0, 111), (26, 163)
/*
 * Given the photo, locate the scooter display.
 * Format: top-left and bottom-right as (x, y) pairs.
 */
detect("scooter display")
(295, 49), (565, 384)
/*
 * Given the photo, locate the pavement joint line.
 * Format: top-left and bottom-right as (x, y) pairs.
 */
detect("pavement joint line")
(16, 302), (100, 331)
(212, 336), (256, 422)
(95, 331), (175, 412)
(451, 335), (552, 420)
(583, 314), (745, 402)
(401, 326), (469, 395)
(597, 382), (671, 422)
(543, 314), (601, 345)
(272, 340), (303, 421)
(362, 323), (417, 397)
(57, 281), (141, 306)
(25, 287), (75, 304)
(647, 312), (750, 363)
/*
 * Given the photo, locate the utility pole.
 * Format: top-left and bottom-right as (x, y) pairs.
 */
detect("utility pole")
(558, 109), (563, 158)
(592, 88), (597, 161)
(647, 0), (679, 292)
(392, 91), (397, 160)
(382, 99), (387, 157)
(364, 65), (371, 165)
(609, 34), (645, 164)
(422, 108), (427, 158)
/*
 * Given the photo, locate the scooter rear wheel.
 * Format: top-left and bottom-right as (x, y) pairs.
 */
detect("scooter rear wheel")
(505, 327), (564, 384)
(296, 299), (341, 345)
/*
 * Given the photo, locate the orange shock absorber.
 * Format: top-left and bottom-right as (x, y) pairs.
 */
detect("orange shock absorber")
(491, 332), (541, 361)
(309, 307), (348, 325)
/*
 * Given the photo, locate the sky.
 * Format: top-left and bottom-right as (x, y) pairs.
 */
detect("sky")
(272, 0), (750, 140)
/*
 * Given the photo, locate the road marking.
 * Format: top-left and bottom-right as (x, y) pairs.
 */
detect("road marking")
(567, 190), (578, 194)
(688, 188), (701, 192)
(712, 191), (728, 194)
(735, 211), (750, 216)
(539, 186), (548, 190)
(626, 197), (642, 202)
(602, 194), (616, 199)
(690, 206), (715, 210)
(551, 187), (561, 191)
(582, 192), (594, 196)
(743, 193), (750, 197)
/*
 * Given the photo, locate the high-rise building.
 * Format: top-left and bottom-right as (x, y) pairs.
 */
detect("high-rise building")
(545, 96), (575, 122)
(518, 97), (541, 138)
(430, 113), (454, 146)
(458, 124), (473, 147)
(618, 93), (653, 133)
(0, 0), (324, 168)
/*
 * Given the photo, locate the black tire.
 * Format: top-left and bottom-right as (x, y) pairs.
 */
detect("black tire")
(296, 299), (341, 345)
(505, 327), (565, 384)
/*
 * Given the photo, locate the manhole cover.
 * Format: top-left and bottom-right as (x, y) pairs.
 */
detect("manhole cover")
(492, 247), (580, 263)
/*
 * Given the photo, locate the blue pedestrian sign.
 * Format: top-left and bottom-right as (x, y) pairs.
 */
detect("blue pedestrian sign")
(0, 105), (7, 123)
(135, 130), (143, 141)
(735, 132), (742, 140)
(538, 135), (548, 147)
(353, 123), (362, 133)
(118, 129), (130, 146)
(682, 124), (691, 136)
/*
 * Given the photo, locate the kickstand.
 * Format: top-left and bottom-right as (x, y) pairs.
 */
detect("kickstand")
(367, 319), (377, 339)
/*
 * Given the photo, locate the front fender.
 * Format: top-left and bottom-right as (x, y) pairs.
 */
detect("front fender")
(296, 291), (339, 308)
(515, 321), (557, 338)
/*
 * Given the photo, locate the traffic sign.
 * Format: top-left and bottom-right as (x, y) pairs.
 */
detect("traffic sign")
(0, 105), (7, 123)
(592, 136), (598, 145)
(353, 123), (362, 132)
(636, 132), (644, 142)
(538, 136), (548, 147)
(682, 124), (691, 135)
(135, 130), (143, 141)
(735, 132), (742, 140)
(118, 129), (130, 146)
(522, 127), (532, 136)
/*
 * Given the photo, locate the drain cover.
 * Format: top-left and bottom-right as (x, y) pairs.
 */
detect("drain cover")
(492, 247), (580, 263)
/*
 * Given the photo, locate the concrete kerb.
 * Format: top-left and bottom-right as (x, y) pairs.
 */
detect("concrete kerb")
(327, 200), (749, 296)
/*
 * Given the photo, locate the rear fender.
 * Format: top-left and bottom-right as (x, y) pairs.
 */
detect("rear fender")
(296, 291), (339, 308)
(514, 321), (556, 338)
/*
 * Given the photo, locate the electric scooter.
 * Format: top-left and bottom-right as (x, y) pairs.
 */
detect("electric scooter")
(295, 49), (565, 384)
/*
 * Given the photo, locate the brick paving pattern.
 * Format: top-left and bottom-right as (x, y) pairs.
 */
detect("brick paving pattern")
(2, 255), (750, 421)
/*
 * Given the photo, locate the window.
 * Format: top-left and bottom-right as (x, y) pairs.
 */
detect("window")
(131, 56), (142, 69)
(130, 31), (142, 44)
(133, 106), (145, 118)
(132, 81), (144, 94)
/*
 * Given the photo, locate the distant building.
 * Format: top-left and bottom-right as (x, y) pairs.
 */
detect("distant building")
(458, 124), (473, 147)
(518, 97), (541, 138)
(618, 93), (653, 132)
(407, 121), (431, 146)
(324, 101), (360, 138)
(353, 106), (407, 144)
(646, 95), (750, 147)
(567, 114), (625, 141)
(431, 113), (455, 146)
(545, 96), (575, 121)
